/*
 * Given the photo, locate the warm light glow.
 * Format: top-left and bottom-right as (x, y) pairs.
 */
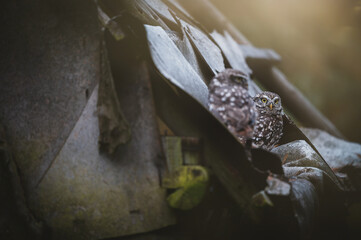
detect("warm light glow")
(211, 0), (361, 143)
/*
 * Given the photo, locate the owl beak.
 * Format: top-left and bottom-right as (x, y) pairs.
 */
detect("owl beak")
(269, 103), (273, 110)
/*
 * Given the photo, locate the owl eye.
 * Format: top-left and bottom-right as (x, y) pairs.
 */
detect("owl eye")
(234, 77), (242, 83)
(230, 75), (245, 84)
(274, 99), (279, 105)
(261, 98), (267, 104)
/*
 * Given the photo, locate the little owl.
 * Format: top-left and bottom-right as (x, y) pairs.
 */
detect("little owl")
(208, 69), (257, 145)
(252, 91), (283, 150)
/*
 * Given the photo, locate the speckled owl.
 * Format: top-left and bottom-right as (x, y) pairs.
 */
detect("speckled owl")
(208, 69), (257, 144)
(252, 91), (283, 150)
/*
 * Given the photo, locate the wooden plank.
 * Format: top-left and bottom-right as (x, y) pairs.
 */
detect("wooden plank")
(181, 137), (202, 165)
(145, 24), (209, 107)
(211, 30), (252, 76)
(162, 136), (183, 173)
(239, 45), (282, 66)
(182, 20), (225, 75)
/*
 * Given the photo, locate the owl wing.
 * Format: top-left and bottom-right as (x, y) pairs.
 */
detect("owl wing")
(267, 117), (283, 148)
(208, 85), (255, 140)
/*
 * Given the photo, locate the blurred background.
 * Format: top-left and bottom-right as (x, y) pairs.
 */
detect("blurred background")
(211, 0), (361, 143)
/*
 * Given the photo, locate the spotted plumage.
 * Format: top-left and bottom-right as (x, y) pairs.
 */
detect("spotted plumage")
(208, 69), (257, 144)
(252, 91), (283, 150)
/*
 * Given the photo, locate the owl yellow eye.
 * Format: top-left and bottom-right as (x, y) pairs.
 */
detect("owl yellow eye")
(274, 99), (279, 104)
(261, 98), (267, 104)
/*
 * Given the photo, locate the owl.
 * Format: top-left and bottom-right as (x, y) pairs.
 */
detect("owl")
(208, 69), (257, 144)
(252, 91), (283, 150)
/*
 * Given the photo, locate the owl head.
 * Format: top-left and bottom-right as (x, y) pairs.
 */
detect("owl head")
(213, 68), (249, 89)
(254, 91), (282, 115)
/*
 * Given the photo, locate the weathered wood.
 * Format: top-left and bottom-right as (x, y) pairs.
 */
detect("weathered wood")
(162, 137), (183, 174)
(171, 18), (207, 82)
(210, 30), (258, 96)
(182, 137), (202, 165)
(0, 1), (176, 238)
(96, 3), (125, 40)
(0, 0), (100, 191)
(30, 32), (176, 238)
(141, 2), (290, 222)
(182, 20), (225, 75)
(145, 25), (209, 107)
(161, 136), (208, 210)
(128, 0), (174, 32)
(0, 125), (44, 239)
(211, 30), (252, 76)
(97, 40), (131, 155)
(162, 136), (203, 168)
(151, 66), (267, 221)
(239, 45), (282, 66)
(180, 0), (250, 44)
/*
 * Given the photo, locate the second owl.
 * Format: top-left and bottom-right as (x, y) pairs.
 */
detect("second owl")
(208, 69), (283, 151)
